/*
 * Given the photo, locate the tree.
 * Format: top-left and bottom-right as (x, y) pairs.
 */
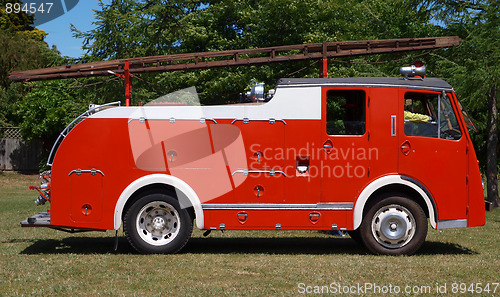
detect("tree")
(72, 0), (441, 105)
(413, 0), (499, 207)
(457, 2), (499, 207)
(0, 0), (63, 127)
(19, 0), (494, 175)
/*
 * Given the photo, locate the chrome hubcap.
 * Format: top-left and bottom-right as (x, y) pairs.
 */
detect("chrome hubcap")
(152, 216), (166, 230)
(136, 201), (180, 246)
(371, 204), (415, 249)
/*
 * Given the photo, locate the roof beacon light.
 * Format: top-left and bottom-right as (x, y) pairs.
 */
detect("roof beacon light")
(400, 64), (426, 79)
(246, 82), (265, 102)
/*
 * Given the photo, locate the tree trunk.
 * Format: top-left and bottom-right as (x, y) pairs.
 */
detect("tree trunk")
(486, 85), (499, 208)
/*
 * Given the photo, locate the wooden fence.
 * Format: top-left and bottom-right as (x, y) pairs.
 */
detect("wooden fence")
(0, 127), (41, 172)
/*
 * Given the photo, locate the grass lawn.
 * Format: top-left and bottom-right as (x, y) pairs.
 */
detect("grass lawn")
(0, 172), (498, 296)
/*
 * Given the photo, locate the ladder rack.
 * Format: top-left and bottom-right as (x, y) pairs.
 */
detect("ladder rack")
(10, 36), (460, 82)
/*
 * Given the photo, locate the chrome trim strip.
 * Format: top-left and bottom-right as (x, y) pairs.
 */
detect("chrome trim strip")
(232, 169), (287, 177)
(437, 219), (467, 229)
(201, 117), (218, 124)
(317, 203), (354, 210)
(202, 202), (353, 210)
(278, 83), (453, 92)
(48, 101), (121, 166)
(231, 118), (287, 125)
(231, 118), (249, 124)
(269, 118), (287, 125)
(128, 117), (217, 124)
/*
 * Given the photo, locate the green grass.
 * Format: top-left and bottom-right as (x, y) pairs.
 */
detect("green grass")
(0, 172), (499, 296)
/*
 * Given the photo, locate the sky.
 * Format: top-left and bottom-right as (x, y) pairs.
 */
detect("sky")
(37, 1), (102, 58)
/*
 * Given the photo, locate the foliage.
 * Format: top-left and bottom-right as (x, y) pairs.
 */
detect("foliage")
(0, 0), (62, 128)
(16, 83), (82, 142)
(1, 0), (498, 180)
(70, 0), (442, 105)
(412, 0), (499, 204)
(438, 6), (499, 171)
(0, 0), (33, 31)
(0, 0), (46, 40)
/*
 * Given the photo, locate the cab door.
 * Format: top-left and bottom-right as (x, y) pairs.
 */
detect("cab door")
(320, 88), (371, 207)
(398, 89), (467, 222)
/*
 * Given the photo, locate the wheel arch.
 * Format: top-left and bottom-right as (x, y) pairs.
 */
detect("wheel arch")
(114, 174), (204, 230)
(352, 175), (437, 230)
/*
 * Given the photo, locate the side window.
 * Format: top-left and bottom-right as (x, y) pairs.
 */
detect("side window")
(404, 92), (462, 140)
(326, 90), (366, 135)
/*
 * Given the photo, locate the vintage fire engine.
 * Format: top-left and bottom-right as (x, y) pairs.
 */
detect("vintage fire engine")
(21, 65), (485, 255)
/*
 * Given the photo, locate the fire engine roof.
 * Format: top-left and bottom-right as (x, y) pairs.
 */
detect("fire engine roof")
(277, 77), (453, 91)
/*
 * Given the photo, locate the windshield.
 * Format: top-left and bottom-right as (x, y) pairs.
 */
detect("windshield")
(456, 96), (478, 133)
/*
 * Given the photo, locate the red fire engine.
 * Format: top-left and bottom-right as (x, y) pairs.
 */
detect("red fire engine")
(21, 67), (485, 255)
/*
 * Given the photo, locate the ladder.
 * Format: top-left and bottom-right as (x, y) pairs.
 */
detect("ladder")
(9, 36), (461, 105)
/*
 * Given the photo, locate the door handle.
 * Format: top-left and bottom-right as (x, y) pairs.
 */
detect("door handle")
(401, 141), (411, 155)
(322, 140), (334, 154)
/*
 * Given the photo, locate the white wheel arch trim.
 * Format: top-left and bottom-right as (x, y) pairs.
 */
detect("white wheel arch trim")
(114, 174), (204, 230)
(353, 175), (437, 230)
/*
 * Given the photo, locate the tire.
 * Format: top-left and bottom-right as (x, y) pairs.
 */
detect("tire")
(347, 229), (363, 245)
(124, 193), (193, 254)
(359, 195), (427, 256)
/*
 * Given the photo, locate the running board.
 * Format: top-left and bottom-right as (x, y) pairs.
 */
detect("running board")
(21, 212), (51, 227)
(21, 212), (106, 233)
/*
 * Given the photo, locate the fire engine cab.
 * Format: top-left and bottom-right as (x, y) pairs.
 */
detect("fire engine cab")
(22, 69), (485, 255)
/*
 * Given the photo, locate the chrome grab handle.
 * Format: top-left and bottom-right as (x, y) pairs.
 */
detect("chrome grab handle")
(323, 144), (333, 148)
(68, 168), (105, 176)
(401, 146), (410, 149)
(391, 115), (397, 136)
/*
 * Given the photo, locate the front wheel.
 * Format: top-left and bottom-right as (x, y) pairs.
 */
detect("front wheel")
(124, 193), (193, 254)
(359, 195), (427, 255)
(347, 229), (363, 245)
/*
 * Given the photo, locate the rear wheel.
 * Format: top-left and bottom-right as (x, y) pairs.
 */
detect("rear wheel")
(359, 195), (427, 255)
(124, 193), (192, 254)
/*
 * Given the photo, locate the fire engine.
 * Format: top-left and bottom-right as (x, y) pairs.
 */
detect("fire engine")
(22, 66), (485, 255)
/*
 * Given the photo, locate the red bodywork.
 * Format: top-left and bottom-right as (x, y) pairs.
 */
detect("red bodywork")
(31, 78), (486, 232)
